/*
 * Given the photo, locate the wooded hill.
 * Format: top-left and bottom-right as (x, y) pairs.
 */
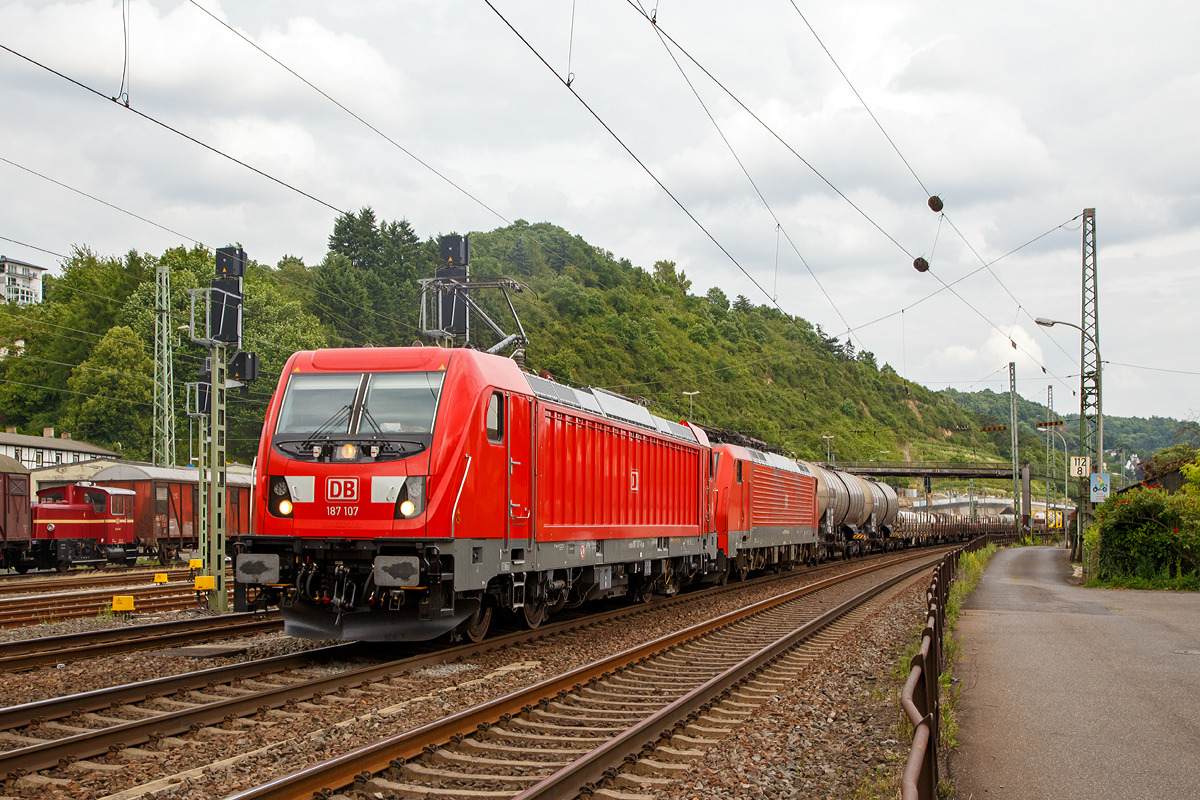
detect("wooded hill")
(0, 210), (1180, 475)
(941, 388), (1186, 473)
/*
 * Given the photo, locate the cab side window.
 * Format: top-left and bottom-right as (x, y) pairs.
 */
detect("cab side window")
(83, 491), (106, 514)
(486, 391), (504, 443)
(736, 461), (743, 484)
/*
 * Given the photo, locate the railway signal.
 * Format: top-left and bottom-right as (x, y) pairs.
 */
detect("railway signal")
(183, 245), (259, 613)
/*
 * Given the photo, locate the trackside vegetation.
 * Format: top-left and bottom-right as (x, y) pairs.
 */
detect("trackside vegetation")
(1086, 456), (1200, 589)
(863, 543), (997, 800)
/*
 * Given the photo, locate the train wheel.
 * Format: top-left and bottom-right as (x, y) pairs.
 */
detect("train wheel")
(463, 604), (493, 643)
(521, 599), (546, 629)
(57, 561), (71, 574)
(14, 565), (28, 575)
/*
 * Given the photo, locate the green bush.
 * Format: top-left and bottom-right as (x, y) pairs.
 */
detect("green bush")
(1094, 488), (1200, 581)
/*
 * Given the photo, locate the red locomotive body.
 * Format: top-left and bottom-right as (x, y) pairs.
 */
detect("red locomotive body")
(712, 444), (819, 577)
(239, 346), (716, 641)
(29, 483), (138, 571)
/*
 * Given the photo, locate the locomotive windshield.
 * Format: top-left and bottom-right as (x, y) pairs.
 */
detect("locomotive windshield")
(276, 374), (362, 435)
(360, 372), (444, 434)
(274, 371), (445, 460)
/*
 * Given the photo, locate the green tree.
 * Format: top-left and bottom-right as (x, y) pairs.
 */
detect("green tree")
(274, 254), (310, 306)
(308, 254), (373, 345)
(58, 326), (153, 459)
(509, 237), (533, 276)
(653, 260), (691, 293)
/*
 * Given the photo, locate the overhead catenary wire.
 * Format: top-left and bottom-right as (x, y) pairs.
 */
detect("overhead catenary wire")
(784, 0), (930, 199)
(622, 0), (914, 260)
(0, 43), (349, 217)
(777, 7), (1092, 381)
(635, 11), (866, 352)
(0, 157), (430, 350)
(183, 0), (508, 226)
(1, 156), (200, 245)
(483, 0), (816, 345)
(116, 0), (131, 106)
(836, 214), (1084, 338)
(0, 235), (66, 260)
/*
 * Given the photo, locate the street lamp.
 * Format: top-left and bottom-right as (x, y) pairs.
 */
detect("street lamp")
(1035, 317), (1103, 472)
(821, 434), (834, 463)
(1037, 315), (1103, 558)
(682, 391), (699, 421)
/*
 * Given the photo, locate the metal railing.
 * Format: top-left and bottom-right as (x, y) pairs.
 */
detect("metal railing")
(900, 534), (1012, 799)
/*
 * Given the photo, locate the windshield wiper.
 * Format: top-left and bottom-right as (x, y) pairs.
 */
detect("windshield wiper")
(360, 407), (384, 436)
(301, 404), (352, 447)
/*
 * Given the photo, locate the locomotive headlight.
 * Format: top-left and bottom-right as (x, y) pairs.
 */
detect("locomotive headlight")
(394, 477), (426, 519)
(46, 523), (55, 533)
(336, 443), (357, 461)
(268, 476), (294, 518)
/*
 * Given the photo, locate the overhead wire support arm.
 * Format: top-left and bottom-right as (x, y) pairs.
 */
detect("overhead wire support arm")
(417, 275), (533, 354)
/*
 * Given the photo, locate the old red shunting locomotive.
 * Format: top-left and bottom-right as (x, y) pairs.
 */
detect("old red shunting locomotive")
(30, 483), (138, 571)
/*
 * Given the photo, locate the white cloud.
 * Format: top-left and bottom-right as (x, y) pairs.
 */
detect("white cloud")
(1, 0), (1197, 421)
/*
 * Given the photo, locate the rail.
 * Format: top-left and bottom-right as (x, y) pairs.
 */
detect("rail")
(900, 533), (1011, 799)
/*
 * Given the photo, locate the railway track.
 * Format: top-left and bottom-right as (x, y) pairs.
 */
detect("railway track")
(0, 545), (955, 796)
(228, 550), (944, 800)
(0, 568), (231, 597)
(0, 581), (226, 628)
(0, 610), (283, 672)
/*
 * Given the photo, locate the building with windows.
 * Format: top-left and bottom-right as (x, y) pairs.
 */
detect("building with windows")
(2, 256), (47, 306)
(0, 428), (120, 470)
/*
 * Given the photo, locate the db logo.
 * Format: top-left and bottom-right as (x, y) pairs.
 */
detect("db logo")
(326, 477), (358, 502)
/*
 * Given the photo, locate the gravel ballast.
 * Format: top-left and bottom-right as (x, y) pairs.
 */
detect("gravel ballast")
(645, 579), (927, 800)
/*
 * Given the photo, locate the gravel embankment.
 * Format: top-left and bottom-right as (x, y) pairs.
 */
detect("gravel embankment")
(646, 579), (926, 800)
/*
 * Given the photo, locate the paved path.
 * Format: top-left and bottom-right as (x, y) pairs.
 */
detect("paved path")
(950, 546), (1200, 799)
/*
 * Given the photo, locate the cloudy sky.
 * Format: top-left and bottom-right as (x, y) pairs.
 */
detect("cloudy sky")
(2, 0), (1198, 421)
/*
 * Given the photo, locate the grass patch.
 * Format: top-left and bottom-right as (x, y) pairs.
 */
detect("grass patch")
(849, 764), (902, 799)
(883, 542), (999, 799)
(1085, 572), (1200, 591)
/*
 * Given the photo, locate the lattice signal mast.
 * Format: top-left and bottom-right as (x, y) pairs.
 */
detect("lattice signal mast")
(1009, 361), (1019, 529)
(1080, 209), (1102, 475)
(153, 261), (176, 467)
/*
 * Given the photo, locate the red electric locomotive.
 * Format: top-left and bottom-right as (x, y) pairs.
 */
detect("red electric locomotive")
(27, 483), (139, 572)
(238, 346), (718, 642)
(711, 444), (820, 577)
